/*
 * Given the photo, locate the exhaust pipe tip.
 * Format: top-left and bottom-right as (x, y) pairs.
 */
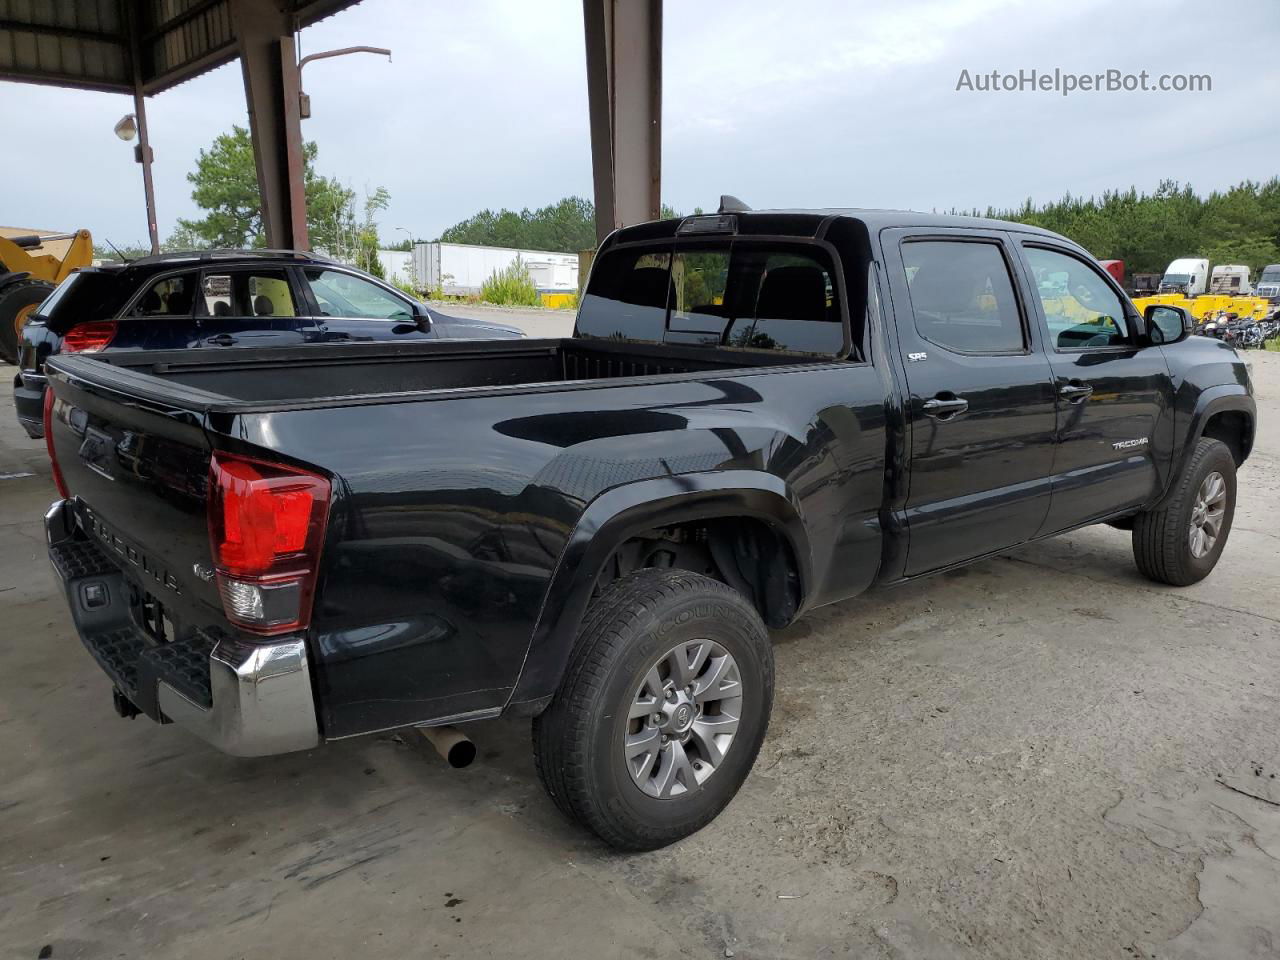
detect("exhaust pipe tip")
(418, 724), (476, 768)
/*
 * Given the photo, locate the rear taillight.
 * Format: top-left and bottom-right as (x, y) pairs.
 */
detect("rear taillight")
(43, 388), (70, 498)
(207, 451), (331, 636)
(62, 321), (117, 353)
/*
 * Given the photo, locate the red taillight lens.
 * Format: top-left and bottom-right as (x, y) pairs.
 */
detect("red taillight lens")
(62, 320), (117, 353)
(43, 388), (70, 498)
(207, 451), (330, 635)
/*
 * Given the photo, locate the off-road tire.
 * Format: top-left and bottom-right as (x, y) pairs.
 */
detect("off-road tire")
(532, 568), (773, 851)
(1133, 437), (1236, 586)
(0, 278), (54, 365)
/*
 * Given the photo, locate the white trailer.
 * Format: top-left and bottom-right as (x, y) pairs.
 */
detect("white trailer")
(411, 241), (579, 296)
(376, 249), (413, 287)
(1208, 264), (1252, 295)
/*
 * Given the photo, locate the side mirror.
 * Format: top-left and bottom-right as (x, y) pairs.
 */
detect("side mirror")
(1145, 304), (1192, 345)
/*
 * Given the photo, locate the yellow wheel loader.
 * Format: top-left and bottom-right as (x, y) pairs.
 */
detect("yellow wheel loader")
(0, 227), (93, 364)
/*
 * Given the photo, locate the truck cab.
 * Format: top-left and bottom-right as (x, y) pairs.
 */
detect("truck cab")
(1256, 264), (1280, 304)
(1159, 257), (1209, 295)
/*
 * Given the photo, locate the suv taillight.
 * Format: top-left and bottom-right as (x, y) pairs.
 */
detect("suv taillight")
(43, 388), (70, 498)
(62, 320), (117, 353)
(207, 451), (331, 636)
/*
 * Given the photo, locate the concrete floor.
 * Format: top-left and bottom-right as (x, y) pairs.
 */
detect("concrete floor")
(1, 349), (1278, 960)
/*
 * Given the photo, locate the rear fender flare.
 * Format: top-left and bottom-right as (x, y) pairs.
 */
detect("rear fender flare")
(507, 470), (810, 709)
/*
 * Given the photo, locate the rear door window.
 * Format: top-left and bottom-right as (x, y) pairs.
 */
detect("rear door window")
(901, 241), (1025, 354)
(199, 270), (298, 318)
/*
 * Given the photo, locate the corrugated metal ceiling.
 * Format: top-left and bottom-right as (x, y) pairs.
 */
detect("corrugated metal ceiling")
(0, 0), (361, 95)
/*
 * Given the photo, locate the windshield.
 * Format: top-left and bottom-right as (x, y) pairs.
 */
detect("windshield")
(1260, 266), (1280, 283)
(1162, 273), (1191, 284)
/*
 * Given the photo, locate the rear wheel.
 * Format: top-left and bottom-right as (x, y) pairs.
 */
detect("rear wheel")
(1132, 438), (1236, 585)
(533, 568), (773, 850)
(0, 278), (54, 365)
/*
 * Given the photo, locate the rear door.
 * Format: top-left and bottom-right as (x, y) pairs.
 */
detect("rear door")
(1014, 241), (1175, 533)
(883, 228), (1058, 575)
(195, 267), (317, 348)
(296, 265), (432, 342)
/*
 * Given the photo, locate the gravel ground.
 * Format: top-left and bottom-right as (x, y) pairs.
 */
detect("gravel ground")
(0, 351), (1276, 960)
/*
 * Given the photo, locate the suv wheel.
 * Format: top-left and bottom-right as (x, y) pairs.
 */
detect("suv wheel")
(533, 568), (773, 850)
(1132, 437), (1237, 586)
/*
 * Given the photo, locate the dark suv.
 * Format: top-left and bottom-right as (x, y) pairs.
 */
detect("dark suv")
(13, 249), (523, 437)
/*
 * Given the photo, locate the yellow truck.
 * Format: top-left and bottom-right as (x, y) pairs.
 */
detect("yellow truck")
(0, 227), (93, 364)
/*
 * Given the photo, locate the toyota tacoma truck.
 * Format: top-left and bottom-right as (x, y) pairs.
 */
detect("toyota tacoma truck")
(41, 208), (1255, 850)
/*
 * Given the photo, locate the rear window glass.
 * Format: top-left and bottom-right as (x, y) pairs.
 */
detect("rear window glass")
(578, 241), (846, 356)
(132, 273), (196, 317)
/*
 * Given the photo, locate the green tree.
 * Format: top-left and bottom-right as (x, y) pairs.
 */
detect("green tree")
(172, 125), (357, 251)
(440, 196), (686, 252)
(987, 177), (1280, 276)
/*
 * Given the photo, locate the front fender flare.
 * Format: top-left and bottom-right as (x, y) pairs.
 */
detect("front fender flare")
(1161, 385), (1255, 504)
(506, 470), (810, 710)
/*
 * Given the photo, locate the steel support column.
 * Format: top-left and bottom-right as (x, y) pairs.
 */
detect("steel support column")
(229, 0), (309, 250)
(583, 0), (662, 244)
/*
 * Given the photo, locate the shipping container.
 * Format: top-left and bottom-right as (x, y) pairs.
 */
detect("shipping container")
(411, 242), (579, 297)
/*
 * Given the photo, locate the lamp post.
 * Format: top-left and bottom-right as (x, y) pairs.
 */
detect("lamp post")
(114, 110), (159, 255)
(297, 46), (392, 119)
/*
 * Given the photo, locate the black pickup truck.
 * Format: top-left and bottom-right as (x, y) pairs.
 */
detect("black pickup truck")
(41, 209), (1255, 850)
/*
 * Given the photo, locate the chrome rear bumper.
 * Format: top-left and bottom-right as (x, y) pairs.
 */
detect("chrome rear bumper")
(46, 498), (320, 757)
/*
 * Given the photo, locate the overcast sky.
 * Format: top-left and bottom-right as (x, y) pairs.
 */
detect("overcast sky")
(2, 0), (1277, 248)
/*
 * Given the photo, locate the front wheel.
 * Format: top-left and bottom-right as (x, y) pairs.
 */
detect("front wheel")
(533, 568), (774, 851)
(1132, 438), (1237, 586)
(0, 278), (54, 365)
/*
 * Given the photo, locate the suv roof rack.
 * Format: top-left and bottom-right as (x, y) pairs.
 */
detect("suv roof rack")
(129, 249), (339, 266)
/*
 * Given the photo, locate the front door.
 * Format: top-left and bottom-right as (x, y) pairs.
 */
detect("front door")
(297, 266), (432, 342)
(1015, 243), (1175, 533)
(884, 230), (1059, 575)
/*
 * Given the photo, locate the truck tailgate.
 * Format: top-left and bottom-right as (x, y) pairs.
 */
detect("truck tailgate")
(46, 361), (220, 623)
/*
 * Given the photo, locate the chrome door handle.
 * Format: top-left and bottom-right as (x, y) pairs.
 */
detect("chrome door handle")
(1059, 382), (1093, 402)
(206, 333), (238, 346)
(922, 396), (969, 419)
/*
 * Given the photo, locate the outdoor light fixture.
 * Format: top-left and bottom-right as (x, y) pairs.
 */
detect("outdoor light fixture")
(297, 46), (391, 118)
(113, 113), (138, 141)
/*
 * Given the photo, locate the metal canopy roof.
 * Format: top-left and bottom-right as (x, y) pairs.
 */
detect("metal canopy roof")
(0, 0), (361, 95)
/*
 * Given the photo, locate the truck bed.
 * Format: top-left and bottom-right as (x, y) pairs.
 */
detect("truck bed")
(75, 337), (820, 409)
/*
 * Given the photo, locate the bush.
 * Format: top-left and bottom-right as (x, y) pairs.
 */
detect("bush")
(480, 259), (540, 306)
(390, 275), (420, 298)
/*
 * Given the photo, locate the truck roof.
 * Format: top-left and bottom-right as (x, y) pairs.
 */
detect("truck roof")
(610, 208), (1071, 245)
